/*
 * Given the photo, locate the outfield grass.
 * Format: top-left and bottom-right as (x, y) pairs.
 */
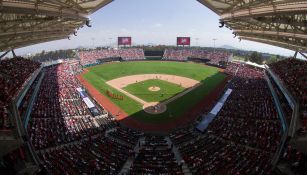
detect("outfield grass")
(123, 79), (185, 102)
(83, 61), (226, 123)
(88, 61), (219, 81)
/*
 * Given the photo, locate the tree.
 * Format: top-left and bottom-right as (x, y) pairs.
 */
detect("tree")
(266, 55), (278, 64)
(248, 52), (263, 64)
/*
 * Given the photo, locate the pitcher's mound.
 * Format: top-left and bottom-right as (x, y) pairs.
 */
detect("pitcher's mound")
(148, 86), (160, 92)
(143, 102), (167, 114)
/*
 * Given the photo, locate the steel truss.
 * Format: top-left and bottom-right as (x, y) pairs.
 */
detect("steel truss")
(0, 0), (306, 52)
(198, 0), (307, 51)
(0, 0), (113, 51)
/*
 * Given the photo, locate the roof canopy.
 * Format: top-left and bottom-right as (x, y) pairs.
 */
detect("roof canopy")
(198, 0), (307, 51)
(0, 0), (113, 51)
(0, 0), (306, 52)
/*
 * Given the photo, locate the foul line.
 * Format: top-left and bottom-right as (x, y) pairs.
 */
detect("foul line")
(106, 81), (202, 108)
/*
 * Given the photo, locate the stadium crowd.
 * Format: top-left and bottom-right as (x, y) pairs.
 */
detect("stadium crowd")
(281, 144), (306, 173)
(108, 127), (143, 146)
(18, 73), (41, 120)
(27, 63), (115, 150)
(23, 62), (147, 174)
(0, 57), (40, 131)
(178, 134), (273, 174)
(209, 63), (281, 152)
(0, 57), (41, 102)
(2, 55), (306, 174)
(163, 48), (231, 66)
(78, 48), (145, 65)
(269, 58), (307, 133)
(169, 62), (282, 174)
(0, 101), (10, 131)
(38, 134), (134, 174)
(129, 136), (184, 174)
(267, 72), (293, 126)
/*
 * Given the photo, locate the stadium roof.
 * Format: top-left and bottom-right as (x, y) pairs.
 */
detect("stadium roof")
(0, 0), (306, 52)
(198, 0), (307, 52)
(0, 0), (113, 51)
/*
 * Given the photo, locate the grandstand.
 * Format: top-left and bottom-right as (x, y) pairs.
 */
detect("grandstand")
(1, 0), (307, 175)
(78, 48), (145, 66)
(162, 48), (232, 67)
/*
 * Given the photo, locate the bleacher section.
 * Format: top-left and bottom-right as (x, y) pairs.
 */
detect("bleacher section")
(269, 58), (307, 134)
(128, 136), (184, 174)
(0, 57), (41, 131)
(169, 62), (283, 174)
(39, 135), (134, 174)
(78, 48), (145, 66)
(0, 57), (41, 103)
(163, 48), (231, 66)
(1, 57), (307, 174)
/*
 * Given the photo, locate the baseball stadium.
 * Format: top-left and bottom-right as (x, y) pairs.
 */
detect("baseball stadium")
(0, 0), (307, 175)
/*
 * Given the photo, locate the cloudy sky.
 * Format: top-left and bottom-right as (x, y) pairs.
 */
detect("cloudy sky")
(11, 0), (295, 57)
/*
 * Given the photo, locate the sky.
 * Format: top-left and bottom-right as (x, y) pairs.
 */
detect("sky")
(10, 0), (296, 57)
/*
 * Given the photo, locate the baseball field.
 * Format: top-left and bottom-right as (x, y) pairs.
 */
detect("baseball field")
(81, 61), (226, 126)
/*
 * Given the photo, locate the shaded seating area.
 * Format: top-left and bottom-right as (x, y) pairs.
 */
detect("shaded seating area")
(39, 135), (134, 174)
(129, 136), (184, 175)
(269, 58), (307, 134)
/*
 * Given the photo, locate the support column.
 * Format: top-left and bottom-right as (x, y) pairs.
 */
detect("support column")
(0, 50), (10, 60)
(11, 49), (17, 57)
(299, 52), (307, 60)
(293, 50), (298, 58)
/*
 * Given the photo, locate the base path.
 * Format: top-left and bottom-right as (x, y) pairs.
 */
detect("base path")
(107, 74), (199, 89)
(106, 74), (200, 114)
(78, 68), (230, 132)
(77, 70), (128, 120)
(120, 76), (231, 133)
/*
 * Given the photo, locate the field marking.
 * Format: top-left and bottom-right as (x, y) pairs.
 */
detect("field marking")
(160, 83), (202, 105)
(106, 81), (148, 105)
(106, 74), (199, 89)
(106, 74), (201, 114)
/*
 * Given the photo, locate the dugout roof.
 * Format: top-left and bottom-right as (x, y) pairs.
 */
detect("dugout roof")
(0, 0), (306, 52)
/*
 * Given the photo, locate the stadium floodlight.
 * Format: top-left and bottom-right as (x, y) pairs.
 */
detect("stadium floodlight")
(219, 21), (224, 28)
(213, 38), (217, 53)
(86, 19), (92, 27)
(232, 32), (237, 38)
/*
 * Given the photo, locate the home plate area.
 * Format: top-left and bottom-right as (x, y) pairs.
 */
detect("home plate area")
(106, 74), (200, 115)
(143, 102), (167, 114)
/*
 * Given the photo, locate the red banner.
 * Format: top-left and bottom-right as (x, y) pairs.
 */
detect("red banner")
(177, 37), (190, 45)
(118, 37), (132, 45)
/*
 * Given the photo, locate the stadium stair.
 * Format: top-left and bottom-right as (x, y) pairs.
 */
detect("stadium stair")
(119, 137), (144, 174)
(165, 136), (192, 175)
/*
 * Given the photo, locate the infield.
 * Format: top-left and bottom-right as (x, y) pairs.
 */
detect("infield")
(123, 79), (185, 103)
(82, 61), (226, 124)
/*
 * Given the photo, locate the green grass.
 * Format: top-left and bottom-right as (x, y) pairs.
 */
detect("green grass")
(83, 61), (226, 123)
(88, 61), (219, 81)
(233, 56), (246, 61)
(123, 79), (185, 102)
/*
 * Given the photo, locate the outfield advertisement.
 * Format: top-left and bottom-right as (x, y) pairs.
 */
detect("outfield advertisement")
(118, 37), (132, 45)
(177, 37), (190, 46)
